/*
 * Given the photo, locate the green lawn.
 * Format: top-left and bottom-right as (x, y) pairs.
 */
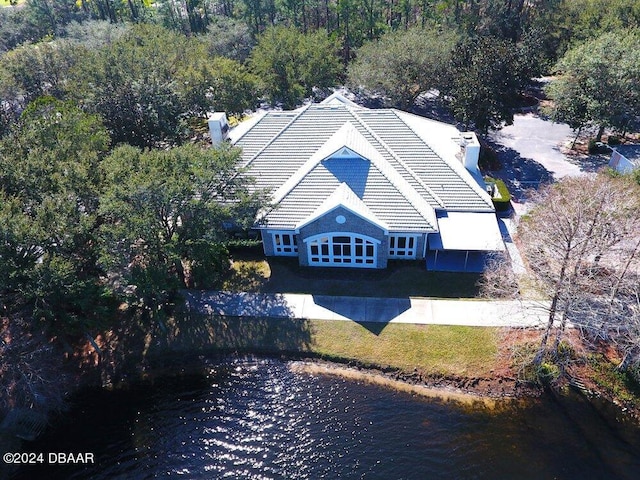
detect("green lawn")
(156, 313), (499, 378)
(223, 253), (481, 298)
(310, 320), (498, 377)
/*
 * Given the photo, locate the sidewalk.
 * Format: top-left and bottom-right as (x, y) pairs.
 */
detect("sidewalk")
(183, 291), (551, 328)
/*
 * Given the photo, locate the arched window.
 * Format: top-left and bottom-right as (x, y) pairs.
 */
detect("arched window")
(305, 233), (378, 268)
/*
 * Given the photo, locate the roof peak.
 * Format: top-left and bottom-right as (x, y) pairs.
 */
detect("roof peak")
(319, 91), (363, 108)
(295, 182), (389, 232)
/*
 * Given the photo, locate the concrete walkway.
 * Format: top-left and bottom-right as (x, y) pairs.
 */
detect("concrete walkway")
(184, 291), (551, 328)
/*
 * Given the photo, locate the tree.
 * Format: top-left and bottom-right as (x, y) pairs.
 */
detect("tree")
(67, 24), (257, 147)
(62, 19), (131, 48)
(0, 98), (113, 335)
(546, 29), (640, 142)
(348, 27), (457, 110)
(202, 15), (255, 63)
(551, 0), (640, 54)
(249, 26), (342, 108)
(0, 40), (86, 106)
(98, 144), (265, 317)
(517, 174), (640, 364)
(444, 35), (526, 132)
(158, 0), (214, 35)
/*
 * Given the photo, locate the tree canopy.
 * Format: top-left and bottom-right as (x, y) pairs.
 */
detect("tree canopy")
(348, 27), (458, 110)
(0, 98), (112, 335)
(249, 26), (342, 108)
(546, 29), (640, 140)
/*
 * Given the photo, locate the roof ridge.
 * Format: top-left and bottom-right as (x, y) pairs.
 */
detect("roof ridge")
(239, 104), (311, 170)
(269, 120), (361, 205)
(392, 110), (494, 210)
(368, 110), (448, 209)
(269, 120), (436, 230)
(347, 110), (441, 223)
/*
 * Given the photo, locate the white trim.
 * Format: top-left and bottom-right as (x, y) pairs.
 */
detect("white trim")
(271, 231), (298, 256)
(304, 232), (379, 268)
(294, 183), (389, 234)
(388, 234), (420, 259)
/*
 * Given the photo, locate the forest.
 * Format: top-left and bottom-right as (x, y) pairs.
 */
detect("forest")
(1, 0), (640, 415)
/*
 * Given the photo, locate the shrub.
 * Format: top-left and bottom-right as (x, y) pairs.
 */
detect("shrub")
(607, 135), (621, 146)
(485, 177), (512, 212)
(588, 139), (611, 154)
(537, 362), (561, 385)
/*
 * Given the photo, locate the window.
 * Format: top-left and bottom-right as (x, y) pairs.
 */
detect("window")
(272, 232), (298, 256)
(389, 234), (418, 259)
(306, 233), (377, 267)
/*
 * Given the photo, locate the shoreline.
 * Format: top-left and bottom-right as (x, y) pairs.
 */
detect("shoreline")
(288, 359), (513, 409)
(104, 350), (539, 406)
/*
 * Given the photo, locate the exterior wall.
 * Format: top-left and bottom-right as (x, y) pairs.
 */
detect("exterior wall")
(261, 221), (428, 268)
(388, 232), (426, 260)
(261, 229), (300, 256)
(297, 206), (388, 268)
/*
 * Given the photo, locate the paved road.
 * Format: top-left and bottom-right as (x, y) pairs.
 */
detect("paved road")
(184, 291), (551, 328)
(490, 113), (583, 179)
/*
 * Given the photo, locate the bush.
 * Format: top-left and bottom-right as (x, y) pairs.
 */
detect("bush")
(485, 177), (512, 212)
(607, 135), (621, 146)
(537, 362), (561, 385)
(588, 139), (612, 154)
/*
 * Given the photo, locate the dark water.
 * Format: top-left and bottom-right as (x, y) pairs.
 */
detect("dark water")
(13, 358), (640, 479)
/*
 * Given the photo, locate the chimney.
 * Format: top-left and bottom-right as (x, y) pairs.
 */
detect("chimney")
(208, 112), (229, 145)
(460, 132), (480, 174)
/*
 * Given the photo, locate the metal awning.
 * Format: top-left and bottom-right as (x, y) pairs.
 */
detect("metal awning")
(430, 212), (505, 251)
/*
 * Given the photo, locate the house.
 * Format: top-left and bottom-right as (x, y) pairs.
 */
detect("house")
(608, 145), (640, 174)
(209, 93), (504, 272)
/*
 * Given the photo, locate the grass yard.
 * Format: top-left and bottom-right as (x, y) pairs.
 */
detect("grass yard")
(158, 313), (499, 379)
(310, 320), (498, 377)
(223, 252), (481, 298)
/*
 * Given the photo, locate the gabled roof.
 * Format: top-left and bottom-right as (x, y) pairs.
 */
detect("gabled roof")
(295, 182), (389, 233)
(232, 101), (495, 231)
(320, 91), (362, 108)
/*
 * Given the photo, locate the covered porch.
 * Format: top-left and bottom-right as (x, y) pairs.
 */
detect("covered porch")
(426, 211), (505, 273)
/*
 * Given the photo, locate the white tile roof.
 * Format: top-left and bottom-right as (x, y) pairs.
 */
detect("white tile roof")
(233, 102), (495, 231)
(295, 182), (390, 232)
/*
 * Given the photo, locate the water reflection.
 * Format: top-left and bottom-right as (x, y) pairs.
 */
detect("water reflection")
(15, 357), (640, 479)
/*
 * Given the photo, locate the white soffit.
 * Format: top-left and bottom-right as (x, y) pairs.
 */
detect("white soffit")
(431, 212), (505, 251)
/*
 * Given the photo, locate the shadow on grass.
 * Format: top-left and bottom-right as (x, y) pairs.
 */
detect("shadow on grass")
(260, 258), (482, 298)
(172, 291), (312, 353)
(97, 293), (312, 385)
(312, 295), (412, 335)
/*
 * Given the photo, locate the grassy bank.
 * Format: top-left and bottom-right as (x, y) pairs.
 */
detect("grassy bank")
(148, 314), (499, 379)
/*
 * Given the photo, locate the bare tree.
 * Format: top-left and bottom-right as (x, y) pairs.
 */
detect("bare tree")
(517, 174), (640, 364)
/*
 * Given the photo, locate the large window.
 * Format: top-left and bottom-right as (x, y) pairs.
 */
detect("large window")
(272, 232), (298, 256)
(306, 233), (377, 267)
(388, 234), (418, 259)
